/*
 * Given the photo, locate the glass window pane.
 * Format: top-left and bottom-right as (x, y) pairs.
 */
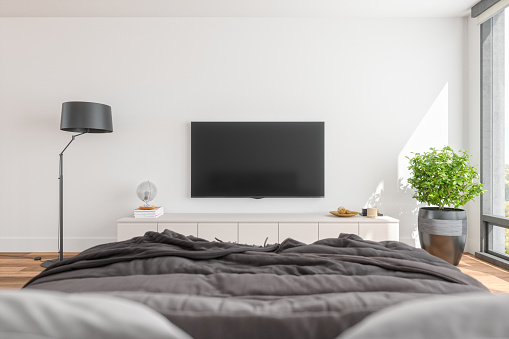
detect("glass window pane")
(491, 225), (509, 256)
(490, 10), (506, 218)
(485, 10), (508, 220)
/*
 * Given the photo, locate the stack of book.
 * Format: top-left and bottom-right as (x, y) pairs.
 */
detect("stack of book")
(134, 206), (164, 218)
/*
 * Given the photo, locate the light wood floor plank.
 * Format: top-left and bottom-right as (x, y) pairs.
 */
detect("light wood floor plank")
(0, 267), (23, 272)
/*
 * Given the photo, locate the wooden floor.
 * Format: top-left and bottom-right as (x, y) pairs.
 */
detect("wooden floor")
(457, 253), (509, 294)
(1, 252), (509, 293)
(0, 252), (79, 289)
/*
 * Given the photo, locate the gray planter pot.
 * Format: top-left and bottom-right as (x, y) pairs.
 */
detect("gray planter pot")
(418, 207), (467, 266)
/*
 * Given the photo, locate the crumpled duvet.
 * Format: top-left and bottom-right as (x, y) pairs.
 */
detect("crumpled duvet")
(25, 231), (488, 339)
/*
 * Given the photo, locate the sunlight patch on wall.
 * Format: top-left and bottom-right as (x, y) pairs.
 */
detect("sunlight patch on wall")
(398, 83), (449, 181)
(396, 83), (449, 247)
(365, 180), (384, 209)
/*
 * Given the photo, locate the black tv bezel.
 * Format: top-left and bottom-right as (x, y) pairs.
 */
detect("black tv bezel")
(191, 121), (325, 199)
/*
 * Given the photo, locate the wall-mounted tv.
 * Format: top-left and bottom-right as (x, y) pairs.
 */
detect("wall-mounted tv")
(191, 122), (324, 198)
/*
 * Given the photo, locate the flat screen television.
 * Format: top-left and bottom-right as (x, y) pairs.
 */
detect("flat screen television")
(191, 122), (324, 198)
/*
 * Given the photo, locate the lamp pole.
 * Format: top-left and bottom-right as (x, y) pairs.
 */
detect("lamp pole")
(58, 131), (86, 262)
(41, 131), (87, 268)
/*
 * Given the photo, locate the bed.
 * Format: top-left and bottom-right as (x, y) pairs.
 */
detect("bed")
(22, 230), (488, 339)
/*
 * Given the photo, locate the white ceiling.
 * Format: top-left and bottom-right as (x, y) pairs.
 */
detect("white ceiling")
(0, 0), (479, 17)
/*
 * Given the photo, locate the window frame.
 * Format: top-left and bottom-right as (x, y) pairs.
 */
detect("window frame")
(478, 10), (509, 269)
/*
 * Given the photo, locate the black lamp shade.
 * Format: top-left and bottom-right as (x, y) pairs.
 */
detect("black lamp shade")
(60, 101), (113, 133)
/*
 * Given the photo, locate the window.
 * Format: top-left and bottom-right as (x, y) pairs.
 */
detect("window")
(480, 7), (509, 268)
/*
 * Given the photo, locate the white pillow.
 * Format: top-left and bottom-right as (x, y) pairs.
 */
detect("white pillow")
(0, 290), (192, 339)
(339, 293), (508, 339)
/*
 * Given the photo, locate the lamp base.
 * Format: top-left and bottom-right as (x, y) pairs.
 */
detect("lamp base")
(40, 258), (66, 268)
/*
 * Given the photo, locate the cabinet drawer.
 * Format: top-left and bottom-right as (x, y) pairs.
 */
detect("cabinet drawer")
(158, 223), (198, 237)
(359, 223), (399, 241)
(238, 223), (278, 246)
(319, 223), (358, 240)
(198, 223), (238, 243)
(279, 223), (318, 244)
(117, 223), (157, 242)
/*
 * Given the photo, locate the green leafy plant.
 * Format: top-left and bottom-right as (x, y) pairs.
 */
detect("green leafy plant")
(407, 146), (484, 210)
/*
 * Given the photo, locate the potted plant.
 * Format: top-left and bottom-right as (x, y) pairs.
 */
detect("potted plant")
(407, 146), (484, 265)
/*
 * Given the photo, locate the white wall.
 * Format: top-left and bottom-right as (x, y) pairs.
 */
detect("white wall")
(0, 17), (467, 251)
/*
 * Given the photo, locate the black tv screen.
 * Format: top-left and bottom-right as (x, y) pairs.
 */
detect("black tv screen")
(191, 122), (324, 198)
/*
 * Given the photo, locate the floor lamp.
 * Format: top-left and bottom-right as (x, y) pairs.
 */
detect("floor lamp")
(41, 101), (113, 268)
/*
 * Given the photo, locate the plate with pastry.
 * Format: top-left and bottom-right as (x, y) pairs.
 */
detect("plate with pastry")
(330, 206), (359, 217)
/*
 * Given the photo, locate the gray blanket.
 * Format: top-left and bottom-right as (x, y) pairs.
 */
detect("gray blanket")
(24, 231), (488, 339)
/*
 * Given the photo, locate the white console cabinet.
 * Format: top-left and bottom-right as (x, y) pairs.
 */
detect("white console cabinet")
(117, 213), (399, 245)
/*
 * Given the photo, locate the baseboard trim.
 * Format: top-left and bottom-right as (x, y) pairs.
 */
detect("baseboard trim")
(0, 237), (116, 252)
